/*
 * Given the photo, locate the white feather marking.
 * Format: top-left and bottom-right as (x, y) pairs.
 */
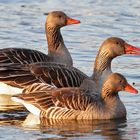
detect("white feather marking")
(0, 82), (23, 95)
(11, 97), (41, 116)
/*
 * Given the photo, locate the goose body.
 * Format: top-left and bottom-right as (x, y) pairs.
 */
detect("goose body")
(0, 37), (140, 95)
(0, 11), (80, 66)
(0, 11), (81, 95)
(12, 73), (138, 120)
(0, 63), (88, 94)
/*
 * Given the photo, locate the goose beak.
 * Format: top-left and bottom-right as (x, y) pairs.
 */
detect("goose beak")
(124, 43), (140, 55)
(66, 17), (80, 25)
(124, 83), (138, 94)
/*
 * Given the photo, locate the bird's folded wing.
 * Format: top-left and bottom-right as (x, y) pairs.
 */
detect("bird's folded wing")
(0, 63), (88, 88)
(22, 83), (56, 93)
(13, 87), (93, 111)
(0, 48), (48, 64)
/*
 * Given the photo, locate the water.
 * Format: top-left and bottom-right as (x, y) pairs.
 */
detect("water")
(0, 0), (140, 139)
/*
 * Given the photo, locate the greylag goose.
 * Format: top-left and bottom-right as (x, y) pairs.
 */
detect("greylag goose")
(12, 73), (138, 120)
(0, 37), (140, 94)
(0, 11), (80, 66)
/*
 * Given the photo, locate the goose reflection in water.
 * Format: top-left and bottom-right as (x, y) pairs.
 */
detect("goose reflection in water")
(21, 113), (127, 140)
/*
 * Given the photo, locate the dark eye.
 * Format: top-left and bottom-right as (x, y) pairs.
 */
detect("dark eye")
(119, 80), (122, 83)
(59, 15), (62, 18)
(116, 42), (119, 45)
(132, 82), (135, 85)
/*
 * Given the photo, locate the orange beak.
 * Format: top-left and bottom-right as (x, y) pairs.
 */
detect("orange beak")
(66, 17), (80, 25)
(124, 83), (138, 94)
(124, 43), (140, 55)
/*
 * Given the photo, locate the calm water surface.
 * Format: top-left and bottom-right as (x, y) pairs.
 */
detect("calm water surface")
(0, 0), (140, 139)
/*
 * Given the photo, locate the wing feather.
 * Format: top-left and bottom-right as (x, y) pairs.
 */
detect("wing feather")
(0, 63), (88, 88)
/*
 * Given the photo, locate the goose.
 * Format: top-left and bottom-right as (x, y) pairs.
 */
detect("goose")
(12, 73), (138, 120)
(0, 11), (80, 66)
(0, 37), (140, 94)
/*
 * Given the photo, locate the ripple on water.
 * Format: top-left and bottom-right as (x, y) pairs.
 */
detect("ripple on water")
(0, 0), (140, 140)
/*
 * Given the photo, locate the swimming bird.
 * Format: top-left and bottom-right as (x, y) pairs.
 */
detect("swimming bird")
(0, 11), (80, 66)
(0, 37), (139, 94)
(12, 73), (138, 120)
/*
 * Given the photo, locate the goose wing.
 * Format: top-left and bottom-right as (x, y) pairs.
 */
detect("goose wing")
(0, 48), (49, 64)
(13, 87), (95, 111)
(0, 63), (88, 88)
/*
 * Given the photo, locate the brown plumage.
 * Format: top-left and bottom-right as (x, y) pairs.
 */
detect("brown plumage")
(0, 37), (140, 97)
(0, 63), (88, 89)
(0, 11), (80, 66)
(12, 73), (138, 120)
(92, 37), (140, 91)
(22, 83), (57, 94)
(0, 37), (140, 95)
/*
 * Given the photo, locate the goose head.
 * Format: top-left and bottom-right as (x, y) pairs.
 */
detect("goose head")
(99, 37), (140, 58)
(101, 73), (138, 99)
(46, 11), (80, 28)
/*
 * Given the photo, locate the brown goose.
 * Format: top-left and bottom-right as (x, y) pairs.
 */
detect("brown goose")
(91, 37), (140, 91)
(0, 11), (80, 66)
(0, 37), (140, 94)
(22, 83), (56, 93)
(12, 73), (138, 120)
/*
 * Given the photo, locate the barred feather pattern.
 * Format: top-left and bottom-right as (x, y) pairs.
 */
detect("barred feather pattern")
(13, 87), (100, 119)
(46, 24), (73, 66)
(0, 63), (88, 88)
(13, 73), (127, 120)
(23, 83), (57, 93)
(0, 15), (72, 66)
(93, 49), (112, 81)
(0, 48), (49, 64)
(46, 26), (64, 51)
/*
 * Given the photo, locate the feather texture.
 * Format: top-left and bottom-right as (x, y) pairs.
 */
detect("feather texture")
(12, 73), (133, 120)
(0, 63), (88, 88)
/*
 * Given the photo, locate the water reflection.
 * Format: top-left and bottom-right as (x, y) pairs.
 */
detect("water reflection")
(21, 113), (127, 140)
(0, 105), (137, 140)
(0, 95), (21, 108)
(0, 107), (27, 126)
(0, 0), (140, 139)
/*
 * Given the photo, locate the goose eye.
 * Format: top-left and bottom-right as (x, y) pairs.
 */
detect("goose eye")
(59, 15), (62, 18)
(132, 82), (135, 85)
(119, 80), (122, 83)
(116, 42), (119, 45)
